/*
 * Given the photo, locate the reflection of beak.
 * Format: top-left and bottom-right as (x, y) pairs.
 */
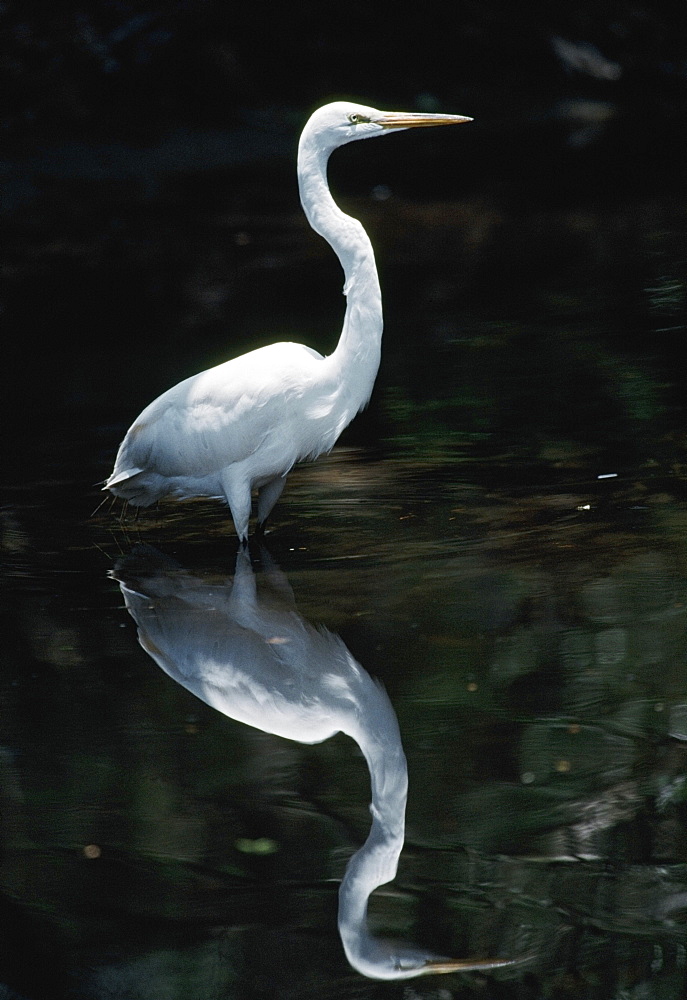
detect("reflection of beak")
(423, 957), (515, 974)
(375, 111), (473, 129)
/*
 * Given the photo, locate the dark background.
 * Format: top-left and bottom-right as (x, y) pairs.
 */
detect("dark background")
(3, 0), (687, 479)
(3, 7), (687, 997)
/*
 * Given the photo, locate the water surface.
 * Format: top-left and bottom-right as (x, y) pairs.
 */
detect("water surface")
(3, 446), (687, 998)
(3, 186), (687, 997)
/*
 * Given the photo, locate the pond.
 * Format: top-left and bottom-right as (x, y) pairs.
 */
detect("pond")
(3, 443), (687, 998)
(3, 185), (687, 998)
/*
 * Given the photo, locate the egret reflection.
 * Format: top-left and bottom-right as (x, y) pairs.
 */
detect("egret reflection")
(112, 546), (512, 980)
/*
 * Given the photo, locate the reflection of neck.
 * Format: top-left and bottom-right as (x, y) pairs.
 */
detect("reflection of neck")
(338, 696), (408, 960)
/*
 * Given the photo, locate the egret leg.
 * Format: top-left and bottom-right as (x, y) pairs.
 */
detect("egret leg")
(228, 547), (259, 615)
(258, 546), (297, 605)
(256, 475), (286, 533)
(220, 472), (252, 544)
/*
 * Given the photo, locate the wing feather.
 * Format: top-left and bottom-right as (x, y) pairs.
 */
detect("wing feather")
(111, 342), (327, 481)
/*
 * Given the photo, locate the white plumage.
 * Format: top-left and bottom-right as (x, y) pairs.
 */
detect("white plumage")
(113, 545), (515, 980)
(105, 101), (471, 541)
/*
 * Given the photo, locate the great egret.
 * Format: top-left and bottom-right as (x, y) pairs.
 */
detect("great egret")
(112, 545), (515, 981)
(105, 101), (471, 541)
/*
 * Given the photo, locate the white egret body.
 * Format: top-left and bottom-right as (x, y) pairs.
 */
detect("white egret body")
(105, 101), (471, 540)
(113, 546), (515, 980)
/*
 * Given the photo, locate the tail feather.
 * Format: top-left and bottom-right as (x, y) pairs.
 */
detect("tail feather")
(106, 467), (144, 489)
(105, 467), (161, 506)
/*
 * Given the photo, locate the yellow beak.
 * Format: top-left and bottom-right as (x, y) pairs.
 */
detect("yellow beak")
(422, 956), (515, 974)
(375, 111), (473, 129)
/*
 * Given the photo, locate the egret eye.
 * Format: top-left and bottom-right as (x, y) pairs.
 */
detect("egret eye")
(348, 113), (370, 125)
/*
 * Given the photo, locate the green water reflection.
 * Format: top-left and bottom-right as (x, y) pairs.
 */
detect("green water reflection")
(2, 458), (687, 997)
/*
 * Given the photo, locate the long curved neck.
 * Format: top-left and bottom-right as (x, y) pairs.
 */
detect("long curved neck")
(337, 684), (408, 965)
(297, 131), (382, 409)
(338, 741), (407, 927)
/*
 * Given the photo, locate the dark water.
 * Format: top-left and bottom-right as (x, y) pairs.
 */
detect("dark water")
(3, 452), (687, 999)
(3, 189), (687, 998)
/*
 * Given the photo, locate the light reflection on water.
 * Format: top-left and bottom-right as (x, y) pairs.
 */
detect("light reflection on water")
(1, 454), (687, 997)
(112, 543), (515, 981)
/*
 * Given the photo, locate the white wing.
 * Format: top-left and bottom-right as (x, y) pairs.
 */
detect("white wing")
(111, 341), (326, 481)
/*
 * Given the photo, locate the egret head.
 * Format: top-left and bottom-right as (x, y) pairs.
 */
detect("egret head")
(343, 934), (515, 981)
(304, 100), (472, 153)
